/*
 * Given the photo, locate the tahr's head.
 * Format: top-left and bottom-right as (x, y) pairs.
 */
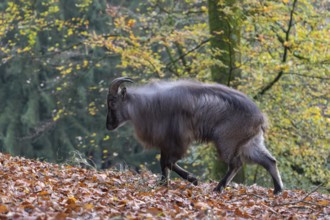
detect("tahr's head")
(106, 77), (134, 130)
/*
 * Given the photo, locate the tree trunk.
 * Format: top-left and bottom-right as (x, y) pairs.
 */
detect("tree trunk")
(208, 0), (245, 183)
(208, 0), (241, 86)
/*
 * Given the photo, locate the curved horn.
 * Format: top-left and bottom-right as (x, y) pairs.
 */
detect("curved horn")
(109, 77), (134, 95)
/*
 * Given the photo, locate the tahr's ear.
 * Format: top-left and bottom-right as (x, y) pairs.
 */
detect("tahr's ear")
(120, 87), (127, 99)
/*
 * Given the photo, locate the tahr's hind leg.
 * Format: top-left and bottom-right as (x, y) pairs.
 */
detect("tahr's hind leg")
(244, 137), (283, 194)
(253, 153), (283, 194)
(159, 150), (198, 186)
(214, 156), (242, 192)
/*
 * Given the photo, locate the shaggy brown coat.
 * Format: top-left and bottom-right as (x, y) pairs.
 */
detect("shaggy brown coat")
(106, 77), (283, 194)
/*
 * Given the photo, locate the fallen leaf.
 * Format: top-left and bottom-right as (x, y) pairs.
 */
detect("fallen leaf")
(84, 203), (94, 210)
(0, 205), (8, 214)
(235, 207), (252, 218)
(0, 153), (329, 219)
(22, 204), (35, 214)
(317, 200), (330, 206)
(67, 196), (77, 205)
(55, 212), (67, 220)
(38, 191), (49, 196)
(146, 207), (163, 216)
(194, 202), (210, 210)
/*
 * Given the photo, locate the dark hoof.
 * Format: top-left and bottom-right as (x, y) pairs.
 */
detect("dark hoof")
(187, 176), (198, 186)
(273, 188), (283, 195)
(213, 185), (223, 192)
(158, 179), (169, 187)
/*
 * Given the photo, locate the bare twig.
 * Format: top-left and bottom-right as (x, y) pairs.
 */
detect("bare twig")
(261, 203), (278, 214)
(286, 205), (316, 213)
(273, 183), (324, 207)
(246, 193), (264, 200)
(19, 120), (57, 141)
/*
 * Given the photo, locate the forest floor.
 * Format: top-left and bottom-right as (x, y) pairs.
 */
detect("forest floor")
(0, 153), (329, 219)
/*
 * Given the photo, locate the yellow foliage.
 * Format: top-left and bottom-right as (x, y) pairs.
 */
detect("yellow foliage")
(61, 67), (72, 75)
(83, 60), (89, 68)
(67, 28), (73, 36)
(127, 19), (136, 27)
(53, 109), (64, 121)
(103, 135), (110, 141)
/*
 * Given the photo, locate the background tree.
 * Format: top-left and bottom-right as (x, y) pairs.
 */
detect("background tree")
(237, 0), (330, 189)
(207, 0), (245, 183)
(208, 0), (241, 86)
(0, 0), (108, 163)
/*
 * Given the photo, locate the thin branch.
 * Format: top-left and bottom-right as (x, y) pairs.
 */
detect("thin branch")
(253, 166), (260, 184)
(291, 51), (310, 61)
(274, 21), (287, 33)
(165, 38), (210, 69)
(288, 72), (330, 80)
(260, 203), (278, 214)
(226, 20), (235, 87)
(254, 70), (284, 99)
(150, 0), (204, 16)
(254, 0), (298, 99)
(286, 205), (316, 213)
(144, 57), (164, 78)
(164, 45), (180, 76)
(175, 42), (191, 74)
(19, 119), (57, 141)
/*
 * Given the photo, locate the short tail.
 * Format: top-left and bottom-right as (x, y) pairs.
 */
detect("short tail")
(261, 113), (269, 133)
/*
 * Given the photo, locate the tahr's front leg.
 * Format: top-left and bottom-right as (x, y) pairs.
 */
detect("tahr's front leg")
(170, 163), (198, 185)
(214, 158), (242, 192)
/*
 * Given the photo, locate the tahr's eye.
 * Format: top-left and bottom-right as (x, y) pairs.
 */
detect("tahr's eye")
(108, 95), (117, 108)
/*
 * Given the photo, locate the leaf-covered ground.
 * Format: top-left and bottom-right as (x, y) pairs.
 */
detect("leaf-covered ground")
(0, 153), (329, 219)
